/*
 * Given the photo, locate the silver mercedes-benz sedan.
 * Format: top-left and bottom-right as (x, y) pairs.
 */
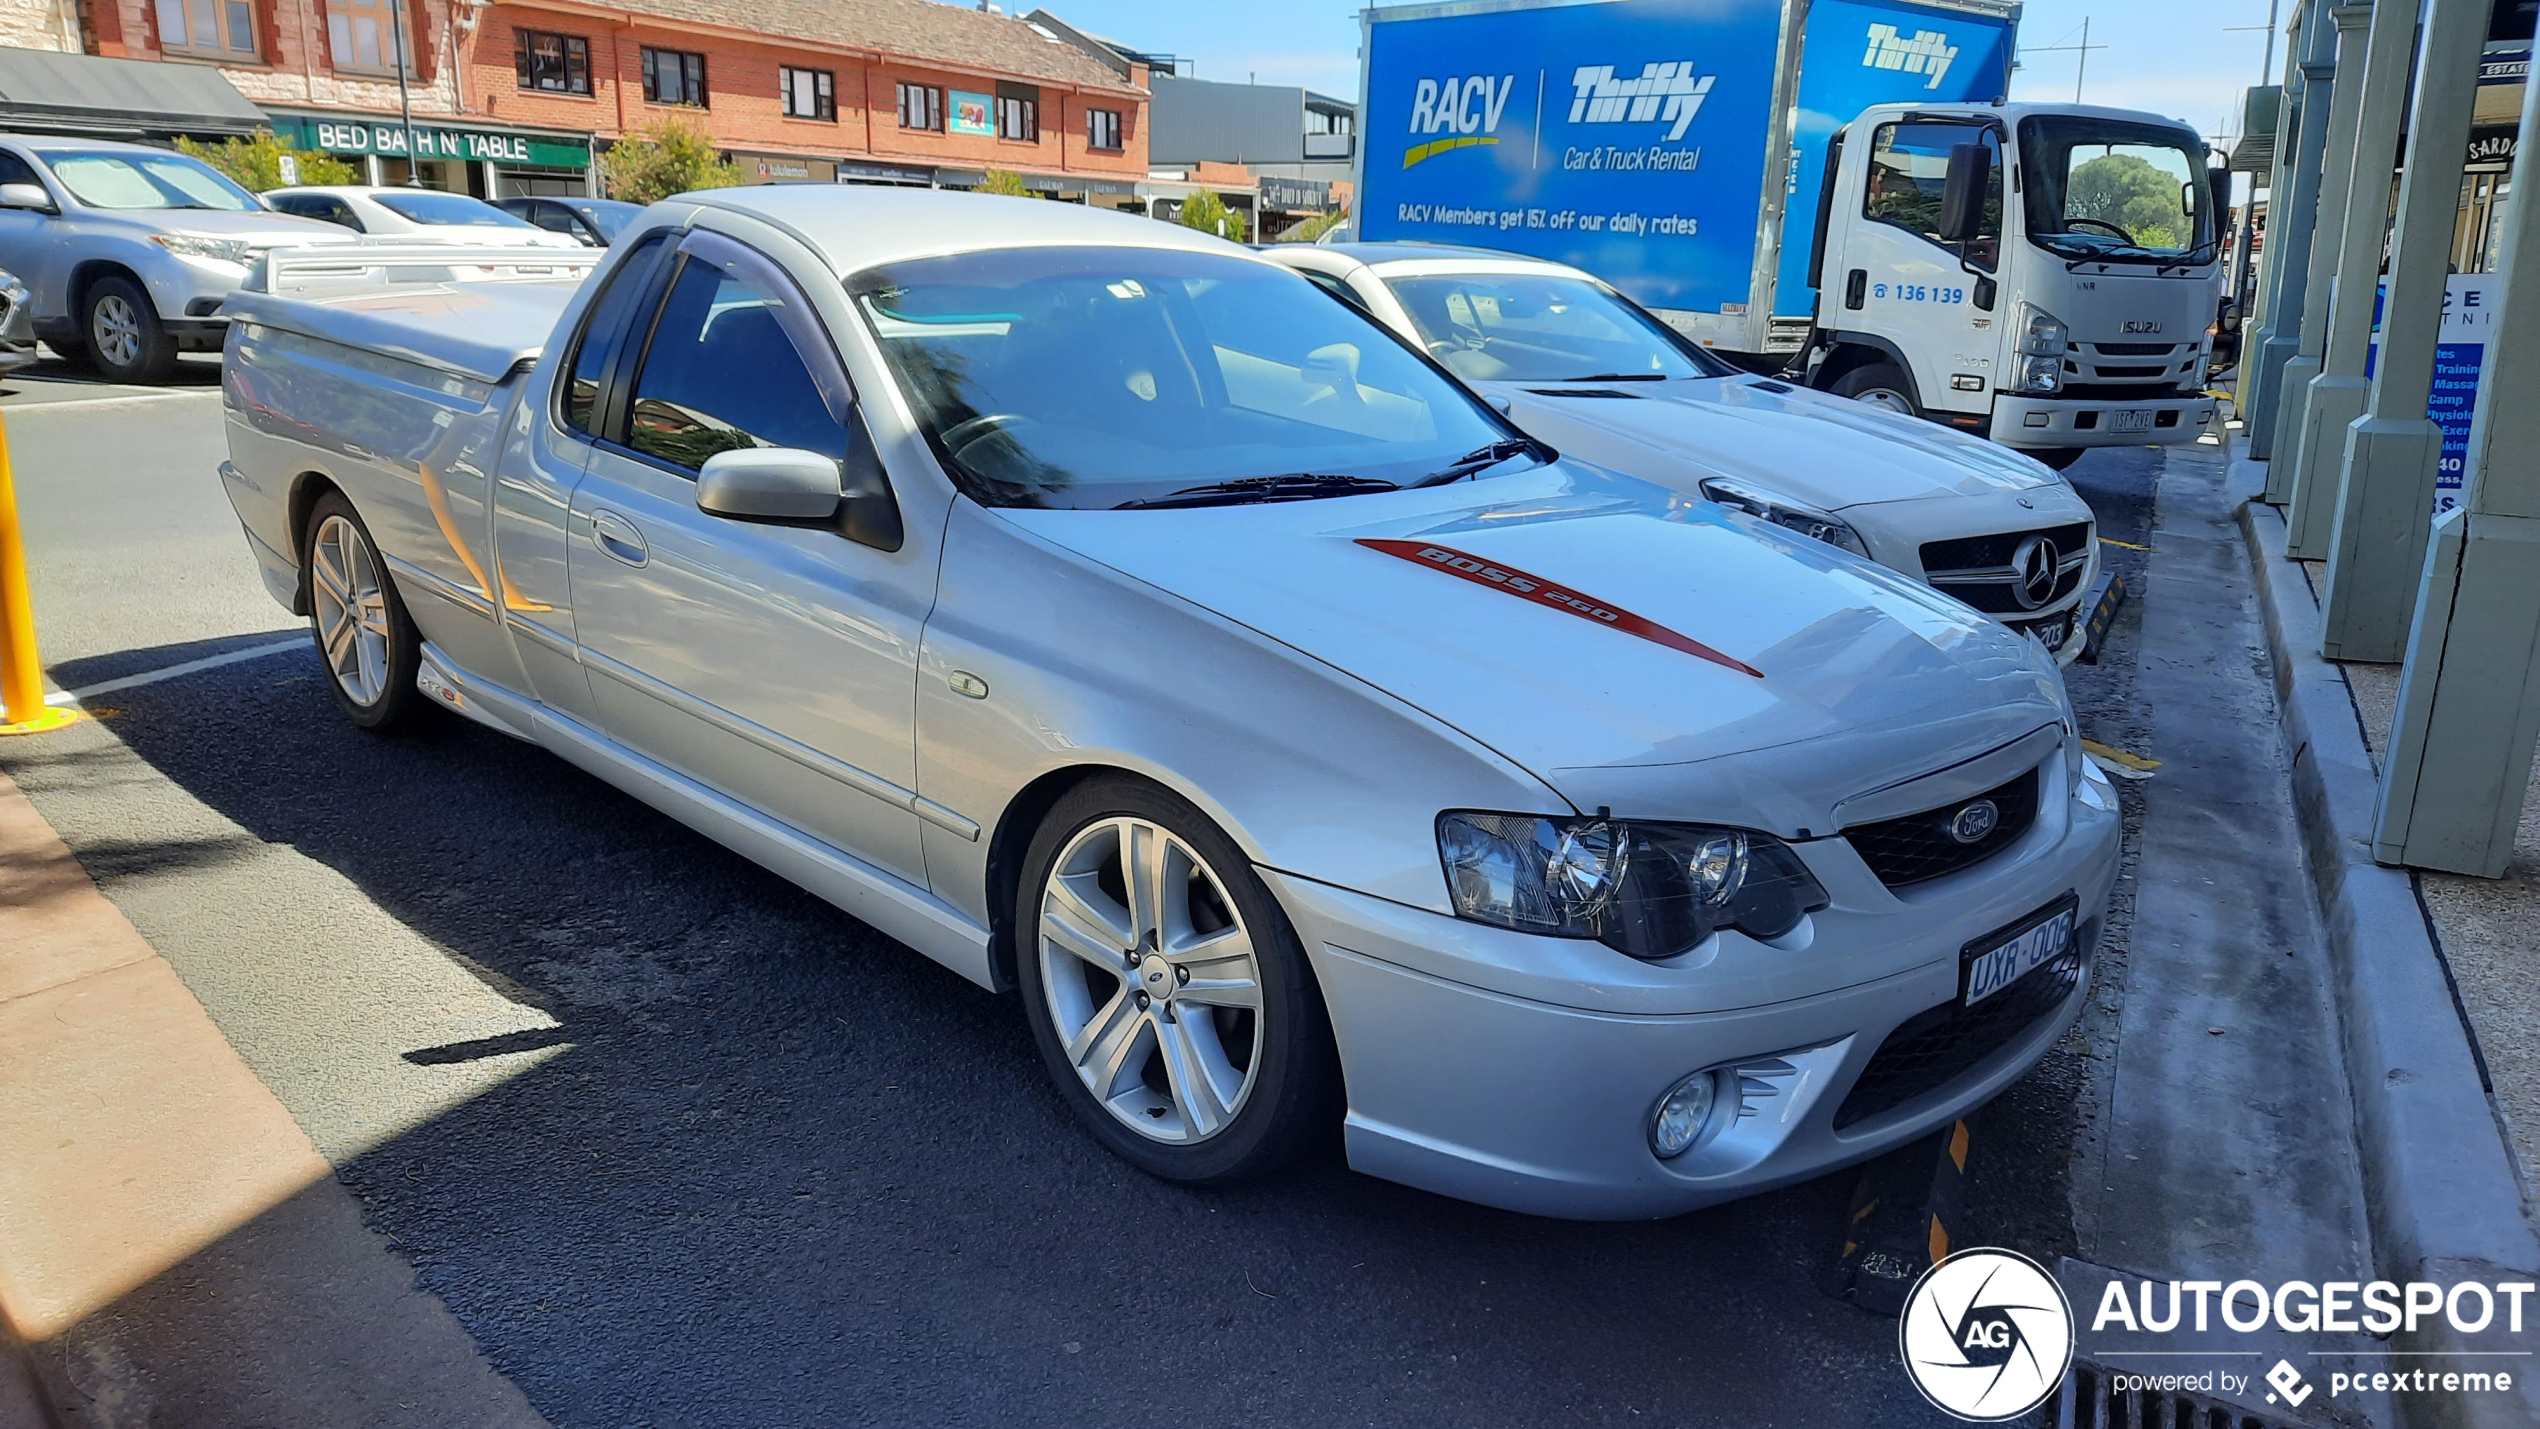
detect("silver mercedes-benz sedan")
(217, 189), (2119, 1218)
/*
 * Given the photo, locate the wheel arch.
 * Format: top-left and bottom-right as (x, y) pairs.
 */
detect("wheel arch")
(66, 260), (152, 324)
(1809, 332), (1920, 401)
(283, 469), (348, 617)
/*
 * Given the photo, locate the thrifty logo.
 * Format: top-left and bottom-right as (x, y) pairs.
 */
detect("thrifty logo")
(1567, 63), (1715, 142)
(1863, 24), (1959, 89)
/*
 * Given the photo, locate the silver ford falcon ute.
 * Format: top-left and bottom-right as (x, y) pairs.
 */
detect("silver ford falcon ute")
(216, 188), (2120, 1220)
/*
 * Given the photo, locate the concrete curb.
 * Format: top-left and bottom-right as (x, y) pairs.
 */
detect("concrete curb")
(2237, 472), (2540, 1427)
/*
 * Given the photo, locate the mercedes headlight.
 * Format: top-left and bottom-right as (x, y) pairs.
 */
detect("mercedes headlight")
(1699, 477), (1870, 557)
(1438, 812), (1830, 960)
(153, 233), (253, 265)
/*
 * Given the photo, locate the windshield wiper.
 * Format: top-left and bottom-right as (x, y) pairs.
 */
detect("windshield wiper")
(1551, 372), (1670, 382)
(1412, 438), (1546, 488)
(1111, 473), (1401, 510)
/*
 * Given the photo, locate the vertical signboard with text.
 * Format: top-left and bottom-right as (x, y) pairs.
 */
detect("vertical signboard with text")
(1360, 0), (1787, 312)
(2366, 274), (2498, 514)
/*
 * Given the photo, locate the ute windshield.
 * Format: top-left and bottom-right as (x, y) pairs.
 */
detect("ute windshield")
(1380, 271), (1729, 383)
(854, 246), (1534, 510)
(2018, 116), (2215, 264)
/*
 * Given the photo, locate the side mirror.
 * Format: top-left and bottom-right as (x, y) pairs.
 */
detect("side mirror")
(0, 182), (55, 213)
(697, 447), (841, 521)
(1938, 143), (1988, 243)
(2207, 167), (2234, 241)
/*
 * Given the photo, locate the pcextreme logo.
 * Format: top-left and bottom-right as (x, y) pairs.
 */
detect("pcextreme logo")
(1569, 62), (1715, 141)
(1899, 1248), (2075, 1421)
(1404, 73), (1518, 167)
(1863, 22), (1960, 89)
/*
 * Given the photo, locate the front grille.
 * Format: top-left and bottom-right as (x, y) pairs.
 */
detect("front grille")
(2050, 1360), (2308, 1428)
(1919, 522), (2091, 574)
(1831, 909), (2082, 1129)
(2086, 341), (2177, 356)
(2090, 364), (2168, 378)
(2062, 380), (2184, 400)
(1845, 766), (2040, 889)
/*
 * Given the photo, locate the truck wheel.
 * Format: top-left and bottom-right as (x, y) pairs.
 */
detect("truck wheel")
(81, 275), (178, 384)
(1015, 775), (1340, 1186)
(1831, 361), (1920, 417)
(302, 491), (429, 731)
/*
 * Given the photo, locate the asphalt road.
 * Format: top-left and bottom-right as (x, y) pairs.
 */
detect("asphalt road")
(0, 372), (2161, 1428)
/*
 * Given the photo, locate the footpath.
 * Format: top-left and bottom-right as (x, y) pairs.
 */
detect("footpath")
(0, 764), (544, 1429)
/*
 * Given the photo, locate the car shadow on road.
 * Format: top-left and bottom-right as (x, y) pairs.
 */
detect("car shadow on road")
(75, 646), (1959, 1429)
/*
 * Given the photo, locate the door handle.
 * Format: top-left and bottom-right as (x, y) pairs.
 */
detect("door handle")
(590, 508), (648, 566)
(1844, 269), (1868, 310)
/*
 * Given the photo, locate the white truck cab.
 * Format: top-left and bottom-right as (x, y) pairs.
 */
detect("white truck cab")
(1797, 102), (2227, 468)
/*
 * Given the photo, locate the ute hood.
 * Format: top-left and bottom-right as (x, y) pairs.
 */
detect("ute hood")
(1488, 375), (2057, 512)
(1002, 464), (2069, 835)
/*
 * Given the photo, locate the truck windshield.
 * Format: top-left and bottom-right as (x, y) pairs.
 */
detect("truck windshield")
(2017, 117), (2214, 263)
(45, 152), (257, 212)
(853, 246), (1530, 510)
(1381, 272), (1724, 383)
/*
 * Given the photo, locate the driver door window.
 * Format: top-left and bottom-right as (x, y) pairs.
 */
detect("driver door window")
(625, 257), (847, 472)
(1864, 121), (2001, 271)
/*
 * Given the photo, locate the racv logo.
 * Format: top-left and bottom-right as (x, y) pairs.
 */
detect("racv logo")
(1404, 74), (1518, 167)
(1567, 62), (1715, 142)
(1863, 23), (1959, 89)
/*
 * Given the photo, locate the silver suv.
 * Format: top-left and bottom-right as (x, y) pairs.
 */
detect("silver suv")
(0, 134), (351, 382)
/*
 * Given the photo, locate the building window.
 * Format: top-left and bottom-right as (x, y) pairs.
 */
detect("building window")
(896, 82), (941, 131)
(781, 67), (834, 121)
(326, 0), (414, 74)
(997, 93), (1038, 142)
(514, 29), (589, 94)
(642, 47), (707, 108)
(1086, 107), (1121, 152)
(155, 0), (259, 58)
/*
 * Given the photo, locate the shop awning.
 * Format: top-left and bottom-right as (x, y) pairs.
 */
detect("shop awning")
(0, 47), (268, 138)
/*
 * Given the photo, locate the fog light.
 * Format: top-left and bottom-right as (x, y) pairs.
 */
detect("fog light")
(1649, 1069), (1717, 1159)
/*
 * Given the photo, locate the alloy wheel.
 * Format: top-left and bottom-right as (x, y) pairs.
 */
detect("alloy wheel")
(310, 514), (393, 707)
(1037, 817), (1265, 1144)
(90, 294), (141, 370)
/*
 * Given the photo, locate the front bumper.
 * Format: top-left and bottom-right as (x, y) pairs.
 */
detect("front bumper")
(1263, 756), (2122, 1219)
(1993, 391), (2217, 449)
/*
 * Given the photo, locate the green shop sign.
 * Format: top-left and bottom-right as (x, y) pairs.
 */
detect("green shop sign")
(271, 117), (590, 170)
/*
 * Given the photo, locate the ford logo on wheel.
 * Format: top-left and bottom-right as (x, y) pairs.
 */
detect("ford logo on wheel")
(1950, 799), (2001, 844)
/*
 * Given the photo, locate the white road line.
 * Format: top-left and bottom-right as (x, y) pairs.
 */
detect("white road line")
(46, 637), (307, 707)
(2, 390), (224, 413)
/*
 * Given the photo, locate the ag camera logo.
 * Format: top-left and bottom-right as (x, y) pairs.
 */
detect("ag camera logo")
(1900, 1248), (2074, 1421)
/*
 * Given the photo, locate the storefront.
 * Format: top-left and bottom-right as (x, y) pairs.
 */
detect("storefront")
(736, 153), (837, 185)
(263, 113), (595, 199)
(834, 159), (936, 188)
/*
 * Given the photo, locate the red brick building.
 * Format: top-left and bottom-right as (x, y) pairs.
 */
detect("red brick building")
(6, 0), (1149, 202)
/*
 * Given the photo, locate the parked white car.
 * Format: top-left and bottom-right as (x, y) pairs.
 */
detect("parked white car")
(217, 191), (2117, 1218)
(264, 186), (583, 249)
(1264, 244), (2102, 661)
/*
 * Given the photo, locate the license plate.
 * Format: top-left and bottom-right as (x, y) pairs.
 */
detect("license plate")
(1961, 895), (2080, 1008)
(2110, 409), (2158, 433)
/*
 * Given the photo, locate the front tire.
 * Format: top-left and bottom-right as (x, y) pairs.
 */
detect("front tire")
(1015, 776), (1339, 1185)
(303, 491), (429, 731)
(1830, 360), (1920, 417)
(81, 275), (177, 384)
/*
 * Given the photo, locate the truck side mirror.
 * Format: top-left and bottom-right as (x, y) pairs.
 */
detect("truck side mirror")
(1938, 144), (1988, 243)
(2207, 168), (2233, 241)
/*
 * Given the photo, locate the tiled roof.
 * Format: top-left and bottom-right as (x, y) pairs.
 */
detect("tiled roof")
(614, 0), (1148, 95)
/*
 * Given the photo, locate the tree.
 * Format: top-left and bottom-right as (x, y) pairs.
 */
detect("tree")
(1273, 207), (1348, 243)
(1177, 189), (1248, 242)
(2065, 153), (2190, 249)
(175, 132), (359, 193)
(600, 114), (743, 206)
(976, 168), (1039, 197)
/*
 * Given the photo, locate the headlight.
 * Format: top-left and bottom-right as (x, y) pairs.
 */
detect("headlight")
(1699, 477), (1870, 557)
(2016, 354), (2064, 395)
(2018, 303), (2069, 357)
(1438, 811), (1830, 960)
(153, 233), (252, 264)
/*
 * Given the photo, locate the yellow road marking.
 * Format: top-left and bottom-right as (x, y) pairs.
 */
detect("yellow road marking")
(2083, 739), (2162, 771)
(2099, 536), (2153, 551)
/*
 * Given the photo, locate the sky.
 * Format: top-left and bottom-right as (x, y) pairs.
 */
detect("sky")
(1026, 0), (2289, 145)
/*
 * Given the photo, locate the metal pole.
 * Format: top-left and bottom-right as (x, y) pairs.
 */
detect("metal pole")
(0, 411), (79, 737)
(2246, 0), (2338, 463)
(2266, 4), (2373, 485)
(2283, 0), (2413, 558)
(2319, 0), (2490, 658)
(390, 0), (421, 185)
(2371, 66), (2540, 876)
(2076, 16), (2089, 102)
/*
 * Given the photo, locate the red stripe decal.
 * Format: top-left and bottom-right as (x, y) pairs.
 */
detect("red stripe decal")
(1354, 538), (1764, 678)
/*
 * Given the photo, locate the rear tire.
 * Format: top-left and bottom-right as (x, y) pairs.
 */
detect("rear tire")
(302, 491), (429, 731)
(1830, 360), (1921, 418)
(81, 275), (178, 384)
(1014, 775), (1339, 1186)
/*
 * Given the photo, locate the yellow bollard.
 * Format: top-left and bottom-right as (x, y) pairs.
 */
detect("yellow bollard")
(0, 407), (81, 736)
